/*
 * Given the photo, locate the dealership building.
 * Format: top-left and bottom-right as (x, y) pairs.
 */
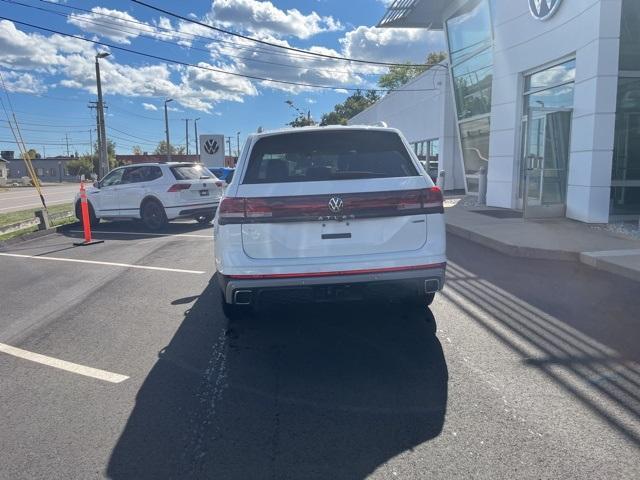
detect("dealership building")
(350, 0), (640, 222)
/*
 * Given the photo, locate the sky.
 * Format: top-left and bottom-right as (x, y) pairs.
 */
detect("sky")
(0, 0), (444, 156)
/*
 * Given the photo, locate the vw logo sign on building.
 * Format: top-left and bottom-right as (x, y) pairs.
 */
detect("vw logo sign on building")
(199, 134), (225, 168)
(529, 0), (563, 20)
(328, 197), (344, 214)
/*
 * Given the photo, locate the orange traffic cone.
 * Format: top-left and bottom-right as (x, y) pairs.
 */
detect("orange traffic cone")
(73, 181), (104, 246)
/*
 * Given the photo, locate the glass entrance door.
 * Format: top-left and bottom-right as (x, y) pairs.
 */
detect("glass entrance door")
(519, 59), (576, 218)
(522, 108), (572, 217)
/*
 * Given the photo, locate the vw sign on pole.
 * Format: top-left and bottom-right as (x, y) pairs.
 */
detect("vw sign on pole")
(529, 0), (563, 21)
(199, 134), (225, 169)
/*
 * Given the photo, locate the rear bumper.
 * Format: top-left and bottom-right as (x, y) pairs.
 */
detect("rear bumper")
(165, 202), (219, 218)
(218, 264), (446, 305)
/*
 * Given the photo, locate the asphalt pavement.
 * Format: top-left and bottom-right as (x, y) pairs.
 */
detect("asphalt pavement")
(0, 221), (639, 479)
(0, 184), (78, 213)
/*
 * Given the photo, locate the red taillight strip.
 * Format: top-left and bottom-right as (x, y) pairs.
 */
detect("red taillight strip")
(227, 262), (446, 280)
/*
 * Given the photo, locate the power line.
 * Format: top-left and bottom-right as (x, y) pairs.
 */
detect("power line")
(129, 0), (438, 68)
(108, 125), (157, 143)
(8, 0), (364, 77)
(0, 16), (438, 93)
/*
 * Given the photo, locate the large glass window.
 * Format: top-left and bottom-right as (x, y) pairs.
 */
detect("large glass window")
(446, 0), (493, 65)
(452, 48), (493, 119)
(446, 0), (494, 189)
(459, 117), (490, 175)
(611, 0), (640, 216)
(411, 139), (439, 180)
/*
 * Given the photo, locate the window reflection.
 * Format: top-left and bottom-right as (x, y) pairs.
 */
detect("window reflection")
(452, 48), (493, 119)
(446, 0), (493, 64)
(459, 117), (490, 175)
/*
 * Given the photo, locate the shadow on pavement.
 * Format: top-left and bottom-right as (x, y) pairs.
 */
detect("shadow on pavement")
(60, 220), (212, 242)
(445, 235), (640, 446)
(107, 279), (448, 479)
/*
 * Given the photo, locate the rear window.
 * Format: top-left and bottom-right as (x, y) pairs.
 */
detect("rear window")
(170, 164), (213, 180)
(242, 130), (418, 184)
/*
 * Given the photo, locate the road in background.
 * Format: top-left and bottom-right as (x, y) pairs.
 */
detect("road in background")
(0, 184), (79, 213)
(0, 224), (638, 479)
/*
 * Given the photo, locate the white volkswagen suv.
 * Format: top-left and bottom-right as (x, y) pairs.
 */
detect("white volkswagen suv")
(213, 126), (446, 317)
(76, 162), (224, 230)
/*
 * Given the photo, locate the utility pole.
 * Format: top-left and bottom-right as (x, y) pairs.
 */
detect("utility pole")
(95, 52), (110, 178)
(42, 145), (46, 159)
(65, 133), (70, 157)
(226, 136), (232, 160)
(89, 102), (100, 173)
(236, 131), (240, 158)
(89, 129), (93, 156)
(164, 98), (173, 162)
(194, 118), (200, 157)
(182, 118), (189, 155)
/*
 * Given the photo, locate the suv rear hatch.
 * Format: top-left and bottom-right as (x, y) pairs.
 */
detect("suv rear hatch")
(220, 130), (442, 260)
(168, 164), (223, 202)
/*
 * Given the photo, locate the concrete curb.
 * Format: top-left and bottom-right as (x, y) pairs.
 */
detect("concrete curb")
(445, 223), (579, 262)
(446, 223), (640, 283)
(580, 251), (640, 283)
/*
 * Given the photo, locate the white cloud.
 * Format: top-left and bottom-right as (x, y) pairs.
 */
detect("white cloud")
(142, 102), (158, 111)
(0, 70), (47, 94)
(212, 0), (342, 39)
(340, 25), (444, 65)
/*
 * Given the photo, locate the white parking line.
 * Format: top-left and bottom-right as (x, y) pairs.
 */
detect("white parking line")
(0, 252), (205, 274)
(0, 343), (129, 383)
(68, 229), (212, 239)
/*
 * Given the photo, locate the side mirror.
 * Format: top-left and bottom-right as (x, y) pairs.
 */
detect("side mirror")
(93, 181), (100, 189)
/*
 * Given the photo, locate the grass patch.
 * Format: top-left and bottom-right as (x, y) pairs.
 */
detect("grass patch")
(0, 203), (76, 242)
(0, 203), (74, 229)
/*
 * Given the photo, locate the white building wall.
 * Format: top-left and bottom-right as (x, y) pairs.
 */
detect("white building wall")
(348, 68), (465, 191)
(488, 0), (623, 222)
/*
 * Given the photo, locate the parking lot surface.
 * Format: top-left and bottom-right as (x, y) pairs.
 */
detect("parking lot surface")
(1, 222), (639, 479)
(0, 184), (79, 213)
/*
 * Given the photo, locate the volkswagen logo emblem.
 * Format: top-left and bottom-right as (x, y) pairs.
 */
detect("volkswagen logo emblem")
(328, 197), (344, 214)
(529, 0), (563, 21)
(203, 139), (220, 155)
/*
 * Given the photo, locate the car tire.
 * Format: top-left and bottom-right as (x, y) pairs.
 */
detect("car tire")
(75, 200), (100, 228)
(141, 198), (168, 230)
(220, 290), (252, 320)
(409, 291), (436, 308)
(196, 214), (214, 225)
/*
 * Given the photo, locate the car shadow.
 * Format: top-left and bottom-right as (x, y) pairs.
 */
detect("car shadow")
(106, 279), (448, 479)
(59, 219), (213, 241)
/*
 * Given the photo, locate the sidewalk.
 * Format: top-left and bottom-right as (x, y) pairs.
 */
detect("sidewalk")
(444, 197), (640, 282)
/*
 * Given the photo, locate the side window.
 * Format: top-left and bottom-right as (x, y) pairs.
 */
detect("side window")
(121, 166), (146, 184)
(141, 166), (162, 182)
(101, 168), (125, 187)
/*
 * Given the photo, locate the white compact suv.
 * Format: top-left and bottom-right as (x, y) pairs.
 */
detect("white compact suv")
(213, 126), (446, 317)
(76, 162), (224, 230)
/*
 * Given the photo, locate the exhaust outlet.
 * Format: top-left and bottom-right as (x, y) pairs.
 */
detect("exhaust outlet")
(424, 279), (440, 294)
(233, 290), (253, 305)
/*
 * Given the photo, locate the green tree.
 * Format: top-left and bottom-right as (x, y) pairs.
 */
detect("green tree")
(154, 140), (186, 155)
(26, 148), (41, 159)
(320, 90), (380, 126)
(66, 155), (94, 177)
(92, 139), (119, 171)
(285, 100), (317, 127)
(377, 52), (447, 91)
(132, 145), (143, 155)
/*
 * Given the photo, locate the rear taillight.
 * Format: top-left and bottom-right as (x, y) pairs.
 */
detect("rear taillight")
(215, 181), (223, 187)
(218, 197), (246, 224)
(217, 188), (444, 225)
(421, 186), (444, 213)
(167, 184), (191, 192)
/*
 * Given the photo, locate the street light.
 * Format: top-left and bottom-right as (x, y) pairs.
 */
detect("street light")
(95, 52), (110, 179)
(164, 98), (173, 162)
(194, 118), (201, 156)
